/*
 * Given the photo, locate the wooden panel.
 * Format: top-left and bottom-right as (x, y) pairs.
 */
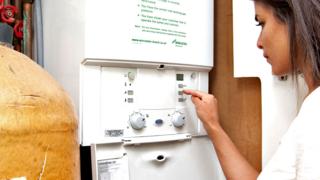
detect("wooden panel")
(210, 0), (262, 171)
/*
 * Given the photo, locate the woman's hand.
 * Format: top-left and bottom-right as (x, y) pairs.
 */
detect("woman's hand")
(183, 89), (220, 131)
(184, 89), (258, 179)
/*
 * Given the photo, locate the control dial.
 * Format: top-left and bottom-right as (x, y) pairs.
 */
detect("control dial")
(171, 112), (186, 128)
(129, 112), (146, 130)
(127, 72), (136, 81)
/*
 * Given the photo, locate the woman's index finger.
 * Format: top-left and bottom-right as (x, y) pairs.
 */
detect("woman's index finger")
(183, 89), (204, 99)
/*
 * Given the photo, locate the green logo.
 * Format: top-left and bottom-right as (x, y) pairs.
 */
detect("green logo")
(172, 39), (187, 47)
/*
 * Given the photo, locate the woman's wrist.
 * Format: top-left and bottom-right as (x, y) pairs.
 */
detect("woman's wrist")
(204, 119), (223, 138)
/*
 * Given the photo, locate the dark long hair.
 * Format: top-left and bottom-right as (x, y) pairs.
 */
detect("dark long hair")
(254, 0), (320, 87)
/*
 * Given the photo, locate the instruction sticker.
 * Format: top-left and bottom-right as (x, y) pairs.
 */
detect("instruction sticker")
(98, 156), (129, 180)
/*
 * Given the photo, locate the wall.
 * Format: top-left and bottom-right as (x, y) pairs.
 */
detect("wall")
(211, 0), (262, 171)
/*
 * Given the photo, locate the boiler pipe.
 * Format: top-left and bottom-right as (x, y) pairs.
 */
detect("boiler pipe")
(23, 1), (32, 59)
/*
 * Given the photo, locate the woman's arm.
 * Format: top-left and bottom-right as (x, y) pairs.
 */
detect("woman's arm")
(184, 89), (259, 180)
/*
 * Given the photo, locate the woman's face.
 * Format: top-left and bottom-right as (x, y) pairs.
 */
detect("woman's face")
(254, 2), (291, 75)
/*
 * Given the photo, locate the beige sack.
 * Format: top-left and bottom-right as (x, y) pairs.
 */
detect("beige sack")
(0, 46), (80, 179)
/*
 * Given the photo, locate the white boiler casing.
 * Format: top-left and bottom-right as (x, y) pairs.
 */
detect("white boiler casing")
(80, 60), (210, 146)
(42, 0), (224, 179)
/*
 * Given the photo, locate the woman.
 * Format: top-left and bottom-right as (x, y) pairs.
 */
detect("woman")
(184, 0), (320, 179)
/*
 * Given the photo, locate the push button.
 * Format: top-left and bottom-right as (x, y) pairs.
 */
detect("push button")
(155, 119), (164, 126)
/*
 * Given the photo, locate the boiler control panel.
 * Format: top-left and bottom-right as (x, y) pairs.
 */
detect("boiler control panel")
(80, 60), (210, 146)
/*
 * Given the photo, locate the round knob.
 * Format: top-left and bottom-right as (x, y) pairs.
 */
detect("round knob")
(191, 72), (197, 79)
(171, 112), (185, 128)
(128, 72), (136, 81)
(129, 112), (145, 130)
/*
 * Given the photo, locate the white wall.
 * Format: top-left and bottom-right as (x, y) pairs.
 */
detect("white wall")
(42, 0), (85, 113)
